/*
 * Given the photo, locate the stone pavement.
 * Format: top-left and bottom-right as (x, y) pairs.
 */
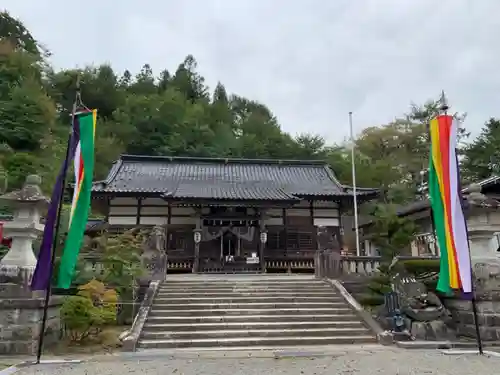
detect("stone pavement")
(9, 345), (499, 375)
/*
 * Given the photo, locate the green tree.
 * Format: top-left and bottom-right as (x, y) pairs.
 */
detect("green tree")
(462, 118), (500, 181)
(0, 11), (42, 56)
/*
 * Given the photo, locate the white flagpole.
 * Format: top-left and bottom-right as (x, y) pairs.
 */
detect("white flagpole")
(349, 111), (361, 257)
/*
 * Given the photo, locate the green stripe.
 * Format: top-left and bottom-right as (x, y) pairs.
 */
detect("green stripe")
(57, 112), (95, 289)
(428, 158), (452, 294)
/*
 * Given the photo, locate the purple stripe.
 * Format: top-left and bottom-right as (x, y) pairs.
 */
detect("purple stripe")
(455, 150), (474, 296)
(31, 117), (81, 291)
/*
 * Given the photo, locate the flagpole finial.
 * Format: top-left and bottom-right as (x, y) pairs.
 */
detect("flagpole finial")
(439, 90), (449, 113)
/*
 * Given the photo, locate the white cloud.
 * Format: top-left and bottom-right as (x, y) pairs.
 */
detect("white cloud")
(4, 0), (500, 143)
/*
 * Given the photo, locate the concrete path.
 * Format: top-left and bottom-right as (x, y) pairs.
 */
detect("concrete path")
(9, 345), (499, 375)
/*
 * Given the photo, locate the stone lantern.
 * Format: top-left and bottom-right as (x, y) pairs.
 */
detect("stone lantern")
(0, 174), (48, 288)
(0, 175), (63, 355)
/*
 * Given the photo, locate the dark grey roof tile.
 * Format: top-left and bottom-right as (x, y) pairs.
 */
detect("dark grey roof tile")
(92, 155), (379, 201)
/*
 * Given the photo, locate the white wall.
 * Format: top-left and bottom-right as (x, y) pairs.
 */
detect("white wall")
(107, 198), (341, 227)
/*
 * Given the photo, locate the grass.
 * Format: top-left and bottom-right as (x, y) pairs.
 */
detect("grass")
(46, 325), (129, 356)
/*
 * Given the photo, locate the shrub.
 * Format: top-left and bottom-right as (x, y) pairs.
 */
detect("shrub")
(60, 280), (117, 342)
(77, 279), (118, 319)
(400, 259), (440, 276)
(61, 296), (111, 342)
(359, 293), (385, 307)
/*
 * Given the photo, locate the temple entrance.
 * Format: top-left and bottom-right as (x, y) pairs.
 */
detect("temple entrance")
(199, 222), (260, 273)
(222, 231), (238, 262)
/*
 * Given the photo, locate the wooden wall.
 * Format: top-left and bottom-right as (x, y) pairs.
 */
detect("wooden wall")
(107, 197), (341, 228)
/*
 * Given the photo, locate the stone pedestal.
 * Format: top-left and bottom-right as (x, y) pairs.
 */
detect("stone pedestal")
(445, 206), (500, 342)
(0, 296), (63, 354)
(0, 175), (62, 354)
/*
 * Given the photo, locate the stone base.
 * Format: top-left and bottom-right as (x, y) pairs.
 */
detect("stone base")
(446, 299), (500, 341)
(0, 287), (63, 355)
(0, 265), (35, 293)
(411, 320), (456, 341)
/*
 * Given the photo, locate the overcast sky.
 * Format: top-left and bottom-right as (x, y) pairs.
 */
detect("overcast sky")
(4, 0), (500, 143)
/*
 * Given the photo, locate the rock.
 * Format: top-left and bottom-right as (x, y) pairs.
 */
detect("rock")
(410, 320), (456, 341)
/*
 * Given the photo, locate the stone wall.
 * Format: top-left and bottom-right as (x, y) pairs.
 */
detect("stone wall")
(446, 298), (500, 341)
(0, 296), (63, 354)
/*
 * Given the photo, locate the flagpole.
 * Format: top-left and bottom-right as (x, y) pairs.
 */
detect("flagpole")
(349, 111), (361, 257)
(439, 92), (483, 355)
(35, 78), (81, 364)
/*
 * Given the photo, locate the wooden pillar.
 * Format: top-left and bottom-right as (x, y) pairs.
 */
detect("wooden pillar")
(104, 197), (111, 222)
(338, 200), (345, 250)
(193, 216), (202, 273)
(282, 208), (288, 254)
(309, 201), (318, 250)
(259, 209), (267, 272)
(136, 198), (142, 226)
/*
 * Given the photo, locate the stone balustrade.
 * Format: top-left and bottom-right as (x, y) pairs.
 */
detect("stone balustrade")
(340, 256), (381, 275)
(315, 252), (440, 279)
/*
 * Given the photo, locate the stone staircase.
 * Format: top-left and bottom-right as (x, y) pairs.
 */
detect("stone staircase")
(138, 275), (377, 350)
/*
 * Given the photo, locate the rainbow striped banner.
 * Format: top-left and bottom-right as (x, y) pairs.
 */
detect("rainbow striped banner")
(429, 114), (472, 295)
(57, 110), (97, 289)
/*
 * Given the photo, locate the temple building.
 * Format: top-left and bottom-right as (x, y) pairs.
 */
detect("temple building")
(91, 155), (378, 273)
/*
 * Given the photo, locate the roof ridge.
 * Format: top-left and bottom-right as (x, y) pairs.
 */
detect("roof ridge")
(119, 154), (328, 166)
(322, 164), (343, 189)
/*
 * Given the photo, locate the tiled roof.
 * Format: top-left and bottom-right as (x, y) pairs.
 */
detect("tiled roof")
(357, 175), (500, 229)
(85, 219), (108, 232)
(92, 155), (379, 201)
(396, 175), (500, 217)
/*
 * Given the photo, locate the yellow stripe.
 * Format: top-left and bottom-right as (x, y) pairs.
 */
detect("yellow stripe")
(69, 168), (84, 227)
(92, 109), (97, 139)
(430, 118), (459, 288)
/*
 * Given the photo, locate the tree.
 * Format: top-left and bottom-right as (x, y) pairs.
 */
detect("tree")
(1, 11), (486, 205)
(0, 40), (58, 190)
(0, 11), (42, 57)
(462, 118), (500, 181)
(170, 55), (208, 102)
(348, 97), (468, 204)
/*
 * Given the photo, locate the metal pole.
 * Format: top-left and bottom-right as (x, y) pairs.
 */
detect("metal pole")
(349, 112), (361, 257)
(35, 79), (81, 364)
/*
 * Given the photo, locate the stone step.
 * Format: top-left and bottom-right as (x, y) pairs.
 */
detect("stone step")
(138, 335), (377, 349)
(148, 307), (354, 317)
(158, 286), (338, 294)
(143, 320), (366, 331)
(146, 313), (360, 324)
(165, 278), (323, 282)
(156, 291), (339, 298)
(138, 276), (375, 351)
(160, 282), (332, 290)
(153, 296), (343, 304)
(150, 302), (347, 310)
(141, 327), (371, 340)
(162, 282), (328, 288)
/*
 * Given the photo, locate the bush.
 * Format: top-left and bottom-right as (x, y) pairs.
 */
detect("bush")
(359, 293), (385, 307)
(61, 296), (114, 342)
(60, 280), (117, 342)
(77, 279), (118, 319)
(358, 258), (441, 308)
(400, 259), (440, 276)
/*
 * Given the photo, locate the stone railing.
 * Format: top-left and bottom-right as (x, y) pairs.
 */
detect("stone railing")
(315, 252), (440, 279)
(75, 253), (167, 282)
(340, 255), (382, 275)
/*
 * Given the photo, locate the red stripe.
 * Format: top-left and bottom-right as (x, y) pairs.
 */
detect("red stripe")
(77, 154), (84, 184)
(437, 114), (462, 287)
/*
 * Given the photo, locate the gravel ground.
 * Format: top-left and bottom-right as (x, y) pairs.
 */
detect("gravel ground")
(11, 346), (499, 375)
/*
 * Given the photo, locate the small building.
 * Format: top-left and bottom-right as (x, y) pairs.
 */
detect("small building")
(359, 175), (500, 257)
(91, 155), (378, 273)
